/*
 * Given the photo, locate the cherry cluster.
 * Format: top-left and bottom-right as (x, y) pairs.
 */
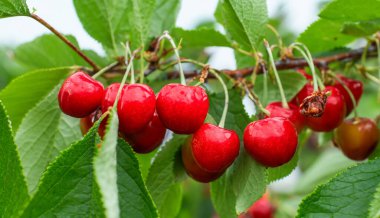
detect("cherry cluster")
(243, 68), (379, 171)
(57, 70), (240, 175)
(58, 71), (164, 153)
(57, 67), (379, 184)
(290, 70), (379, 161)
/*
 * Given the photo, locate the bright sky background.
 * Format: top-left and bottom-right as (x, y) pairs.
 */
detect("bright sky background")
(0, 0), (319, 69)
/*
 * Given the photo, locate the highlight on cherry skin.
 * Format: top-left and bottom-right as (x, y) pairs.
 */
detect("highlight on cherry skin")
(156, 83), (209, 134)
(58, 71), (104, 118)
(243, 117), (298, 167)
(191, 123), (240, 173)
(181, 136), (224, 183)
(118, 83), (156, 134)
(265, 101), (305, 133)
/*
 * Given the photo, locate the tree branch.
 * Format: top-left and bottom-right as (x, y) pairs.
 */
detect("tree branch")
(99, 43), (378, 80)
(31, 14), (100, 71)
(222, 44), (378, 78)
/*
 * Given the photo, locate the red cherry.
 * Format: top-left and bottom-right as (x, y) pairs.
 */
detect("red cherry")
(191, 123), (240, 172)
(290, 83), (314, 106)
(99, 83), (124, 138)
(101, 83), (124, 113)
(80, 113), (95, 135)
(333, 74), (363, 116)
(118, 84), (156, 134)
(79, 110), (106, 137)
(125, 112), (167, 154)
(333, 118), (379, 160)
(156, 83), (209, 134)
(244, 117), (298, 167)
(58, 71), (104, 118)
(265, 102), (305, 132)
(305, 86), (346, 132)
(182, 137), (224, 183)
(247, 195), (275, 218)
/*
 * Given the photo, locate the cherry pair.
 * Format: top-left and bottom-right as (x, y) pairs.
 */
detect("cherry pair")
(242, 75), (305, 167)
(157, 83), (240, 183)
(181, 123), (240, 183)
(58, 71), (165, 153)
(242, 102), (301, 168)
(291, 70), (363, 132)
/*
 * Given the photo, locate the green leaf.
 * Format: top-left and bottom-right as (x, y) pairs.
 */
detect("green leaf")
(342, 20), (380, 37)
(319, 0), (380, 22)
(150, 0), (181, 37)
(0, 68), (70, 130)
(94, 109), (120, 218)
(73, 0), (130, 52)
(294, 148), (355, 194)
(117, 139), (158, 217)
(0, 101), (29, 217)
(159, 184), (182, 218)
(232, 152), (267, 214)
(128, 0), (156, 48)
(235, 50), (255, 69)
(209, 89), (267, 215)
(268, 130), (311, 183)
(214, 1), (249, 49)
(268, 149), (298, 183)
(146, 135), (188, 217)
(215, 0), (268, 49)
(172, 27), (230, 47)
(297, 158), (380, 217)
(21, 120), (104, 217)
(253, 71), (307, 106)
(0, 0), (30, 18)
(318, 0), (380, 38)
(369, 183), (380, 218)
(16, 86), (82, 193)
(297, 19), (356, 53)
(14, 34), (91, 69)
(0, 47), (26, 89)
(211, 173), (237, 218)
(136, 150), (158, 181)
(208, 88), (251, 136)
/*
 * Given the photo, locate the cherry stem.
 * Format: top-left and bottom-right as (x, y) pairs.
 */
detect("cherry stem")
(245, 85), (271, 117)
(365, 73), (380, 85)
(361, 41), (370, 66)
(262, 63), (269, 105)
(159, 31), (186, 85)
(375, 39), (380, 101)
(264, 39), (289, 109)
(30, 14), (100, 71)
(125, 43), (135, 84)
(266, 24), (283, 50)
(113, 43), (139, 109)
(140, 49), (145, 83)
(175, 58), (229, 128)
(92, 62), (119, 79)
(209, 69), (229, 128)
(290, 43), (323, 91)
(328, 71), (358, 118)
